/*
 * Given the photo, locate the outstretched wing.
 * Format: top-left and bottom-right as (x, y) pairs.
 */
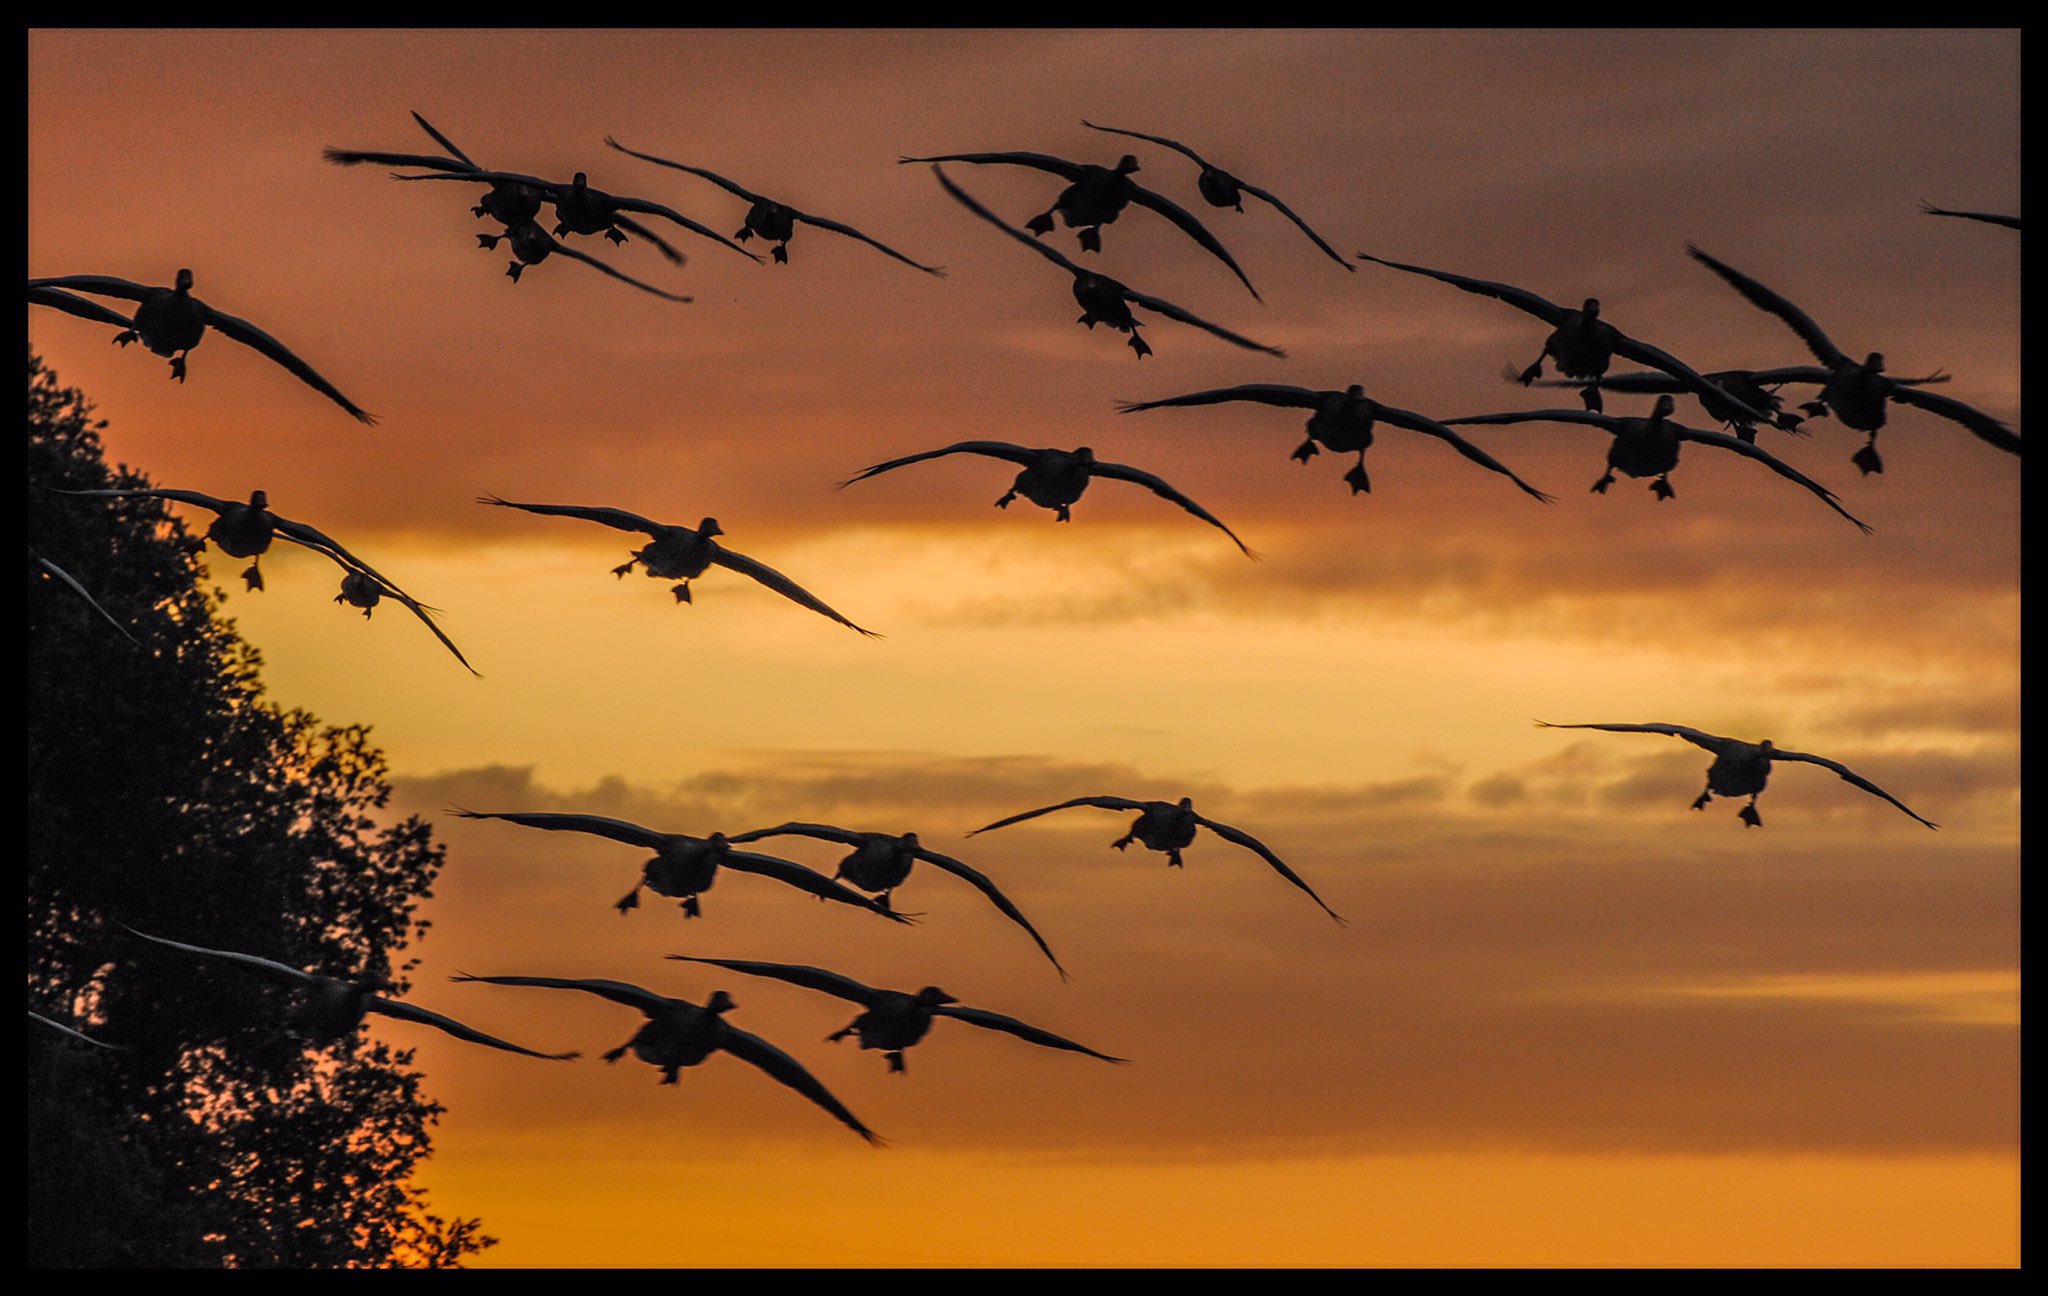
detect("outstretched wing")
(1439, 409), (1620, 432)
(901, 149), (1092, 183)
(1354, 253), (1566, 326)
(1673, 425), (1873, 533)
(1117, 283), (1285, 357)
(266, 516), (482, 673)
(198, 305), (378, 425)
(610, 207), (760, 263)
(29, 1010), (124, 1050)
(840, 441), (1039, 488)
(1081, 120), (1207, 166)
(33, 553), (141, 646)
(1116, 384), (1323, 415)
(909, 847), (1068, 980)
(664, 956), (880, 1006)
(932, 164), (1086, 277)
(451, 810), (672, 851)
(1686, 245), (1847, 369)
(724, 821), (867, 848)
(48, 485), (234, 514)
(935, 1004), (1127, 1062)
(29, 284), (139, 329)
(715, 852), (914, 923)
(25, 274), (155, 304)
(322, 147), (478, 173)
(476, 496), (667, 536)
(709, 543), (881, 637)
(449, 973), (672, 1017)
(543, 235), (696, 301)
(718, 1024), (884, 1144)
(1888, 385), (2021, 456)
(1191, 815), (1345, 924)
(967, 796), (1150, 835)
(603, 138), (762, 204)
(1086, 459), (1258, 557)
(1119, 183), (1260, 300)
(1236, 180), (1354, 271)
(123, 927), (324, 987)
(368, 996), (581, 1060)
(408, 111), (477, 167)
(1375, 406), (1556, 503)
(1534, 720), (1730, 754)
(790, 209), (946, 276)
(1918, 201), (2020, 230)
(1767, 750), (1939, 830)
(1600, 333), (1776, 428)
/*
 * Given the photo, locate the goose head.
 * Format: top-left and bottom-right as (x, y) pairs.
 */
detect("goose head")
(1114, 154), (1141, 175)
(704, 990), (738, 1015)
(174, 268), (195, 294)
(912, 987), (959, 1009)
(696, 517), (724, 540)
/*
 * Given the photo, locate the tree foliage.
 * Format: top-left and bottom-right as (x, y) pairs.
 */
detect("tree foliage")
(27, 349), (490, 1268)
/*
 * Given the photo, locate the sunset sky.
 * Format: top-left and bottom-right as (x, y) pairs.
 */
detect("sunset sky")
(27, 29), (2018, 1267)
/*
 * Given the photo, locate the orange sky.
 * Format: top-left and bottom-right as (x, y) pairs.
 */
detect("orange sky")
(28, 29), (2018, 1267)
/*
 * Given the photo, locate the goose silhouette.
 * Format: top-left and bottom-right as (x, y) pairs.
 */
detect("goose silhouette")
(724, 822), (1068, 979)
(839, 442), (1256, 556)
(902, 144), (1259, 297)
(1441, 394), (1871, 531)
(449, 974), (881, 1143)
(934, 166), (1281, 360)
(124, 928), (579, 1060)
(1686, 245), (2020, 475)
(474, 219), (694, 299)
(1519, 366), (1817, 442)
(323, 110), (550, 229)
(969, 795), (1344, 923)
(450, 810), (909, 923)
(477, 497), (878, 636)
(56, 487), (478, 672)
(1117, 381), (1552, 501)
(1354, 252), (1772, 426)
(605, 137), (942, 274)
(387, 165), (758, 264)
(1082, 120), (1353, 272)
(26, 269), (375, 424)
(1534, 721), (1937, 829)
(666, 956), (1125, 1074)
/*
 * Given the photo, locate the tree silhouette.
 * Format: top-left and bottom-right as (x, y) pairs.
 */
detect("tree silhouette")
(27, 349), (491, 1268)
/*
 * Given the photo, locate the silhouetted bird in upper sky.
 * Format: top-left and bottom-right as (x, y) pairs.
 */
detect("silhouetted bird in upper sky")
(605, 137), (943, 274)
(1116, 382), (1552, 502)
(901, 145), (1259, 298)
(1354, 252), (1773, 426)
(323, 110), (551, 230)
(666, 956), (1126, 1075)
(1918, 201), (2020, 230)
(475, 219), (694, 299)
(933, 166), (1281, 361)
(1440, 395), (1871, 531)
(477, 496), (878, 636)
(724, 821), (1068, 978)
(57, 486), (478, 672)
(388, 165), (758, 264)
(839, 442), (1256, 557)
(450, 974), (882, 1143)
(26, 269), (376, 424)
(125, 928), (580, 1060)
(1520, 366), (1814, 443)
(1534, 722), (1938, 830)
(969, 795), (1344, 923)
(1686, 244), (2020, 475)
(450, 810), (910, 923)
(1081, 120), (1353, 272)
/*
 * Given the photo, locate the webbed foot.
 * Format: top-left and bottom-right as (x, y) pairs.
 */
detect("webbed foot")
(476, 233), (501, 250)
(1651, 476), (1676, 501)
(660, 1070), (680, 1086)
(1690, 790), (1712, 811)
(887, 1051), (906, 1075)
(1517, 360), (1543, 386)
(1291, 439), (1320, 463)
(1111, 835), (1133, 851)
(1078, 227), (1103, 254)
(735, 227), (753, 242)
(1580, 384), (1603, 413)
(1025, 212), (1055, 237)
(827, 1025), (855, 1043)
(114, 330), (138, 348)
(1343, 463), (1371, 495)
(682, 895), (701, 918)
(615, 889), (640, 914)
(611, 560), (637, 579)
(602, 1045), (629, 1064)
(1734, 425), (1759, 444)
(241, 563), (264, 592)
(1739, 803), (1762, 828)
(552, 221), (570, 237)
(1592, 472), (1616, 494)
(605, 228), (627, 246)
(169, 356), (187, 383)
(1166, 850), (1184, 869)
(1127, 331), (1152, 359)
(1799, 399), (1829, 419)
(1851, 443), (1884, 476)
(671, 582), (692, 604)
(772, 244), (788, 264)
(506, 262), (524, 282)
(1055, 506), (1072, 522)
(995, 491), (1016, 509)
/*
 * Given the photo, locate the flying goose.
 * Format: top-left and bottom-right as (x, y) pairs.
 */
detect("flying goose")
(839, 442), (1255, 556)
(56, 487), (478, 672)
(1117, 381), (1552, 500)
(1534, 721), (1937, 829)
(25, 269), (375, 424)
(475, 219), (694, 299)
(933, 166), (1281, 360)
(450, 810), (909, 922)
(724, 822), (1068, 978)
(1519, 366), (1816, 442)
(124, 929), (579, 1059)
(901, 145), (1258, 297)
(605, 137), (942, 273)
(969, 795), (1344, 923)
(1353, 252), (1771, 425)
(477, 497), (878, 636)
(388, 165), (759, 264)
(322, 110), (549, 228)
(1081, 120), (1353, 271)
(449, 973), (881, 1143)
(666, 956), (1125, 1074)
(1686, 244), (2019, 475)
(1441, 395), (1871, 531)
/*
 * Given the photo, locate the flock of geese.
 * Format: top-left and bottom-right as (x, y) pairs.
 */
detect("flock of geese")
(29, 107), (2014, 1151)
